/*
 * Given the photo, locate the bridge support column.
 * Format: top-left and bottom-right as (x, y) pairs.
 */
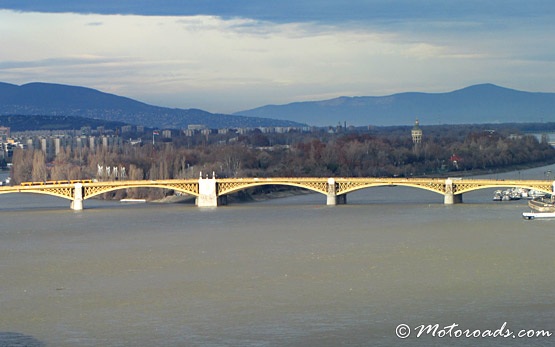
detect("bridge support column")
(444, 193), (463, 205)
(327, 178), (346, 205)
(71, 183), (84, 210)
(196, 175), (219, 207)
(327, 194), (347, 205)
(444, 178), (463, 205)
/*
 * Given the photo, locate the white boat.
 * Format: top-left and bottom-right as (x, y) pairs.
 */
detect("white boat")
(522, 212), (555, 220)
(120, 198), (146, 203)
(528, 189), (546, 199)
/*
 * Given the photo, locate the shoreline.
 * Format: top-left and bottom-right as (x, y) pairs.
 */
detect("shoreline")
(151, 187), (314, 204)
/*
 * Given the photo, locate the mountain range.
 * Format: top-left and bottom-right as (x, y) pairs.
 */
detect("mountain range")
(234, 84), (555, 126)
(1, 82), (554, 129)
(0, 82), (305, 129)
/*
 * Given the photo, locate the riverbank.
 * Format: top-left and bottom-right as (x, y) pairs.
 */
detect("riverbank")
(151, 187), (313, 204)
(419, 158), (555, 178)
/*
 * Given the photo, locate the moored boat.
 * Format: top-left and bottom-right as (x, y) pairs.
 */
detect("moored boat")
(527, 189), (546, 199)
(493, 187), (532, 201)
(528, 196), (555, 212)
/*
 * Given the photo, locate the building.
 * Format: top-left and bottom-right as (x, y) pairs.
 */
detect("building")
(162, 130), (172, 139)
(0, 126), (10, 141)
(53, 137), (61, 156)
(183, 129), (196, 137)
(411, 119), (423, 149)
(80, 126), (92, 136)
(89, 136), (96, 151)
(188, 124), (206, 130)
(121, 125), (133, 134)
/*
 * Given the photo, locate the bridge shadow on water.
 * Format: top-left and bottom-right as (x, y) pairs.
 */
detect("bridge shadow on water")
(0, 332), (44, 347)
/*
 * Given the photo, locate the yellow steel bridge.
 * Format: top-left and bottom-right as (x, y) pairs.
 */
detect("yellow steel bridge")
(0, 177), (552, 209)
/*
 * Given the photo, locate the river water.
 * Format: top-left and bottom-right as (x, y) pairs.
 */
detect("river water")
(0, 167), (554, 346)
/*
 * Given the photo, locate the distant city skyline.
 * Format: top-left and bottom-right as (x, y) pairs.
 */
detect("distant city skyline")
(1, 1), (554, 114)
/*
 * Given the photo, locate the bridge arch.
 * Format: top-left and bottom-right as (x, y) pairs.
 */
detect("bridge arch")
(453, 183), (552, 195)
(336, 182), (446, 196)
(0, 188), (74, 201)
(83, 183), (199, 200)
(217, 181), (328, 197)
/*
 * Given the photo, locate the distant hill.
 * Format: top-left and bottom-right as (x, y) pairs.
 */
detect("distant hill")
(234, 84), (555, 126)
(0, 82), (305, 129)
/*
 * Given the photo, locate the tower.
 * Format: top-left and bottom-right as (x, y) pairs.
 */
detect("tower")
(411, 118), (422, 149)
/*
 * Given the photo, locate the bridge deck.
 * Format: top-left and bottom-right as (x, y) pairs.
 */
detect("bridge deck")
(0, 177), (552, 209)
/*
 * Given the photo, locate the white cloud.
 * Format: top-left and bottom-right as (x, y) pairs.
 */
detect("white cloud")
(0, 9), (554, 113)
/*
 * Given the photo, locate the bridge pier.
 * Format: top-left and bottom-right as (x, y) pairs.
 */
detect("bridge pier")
(327, 178), (347, 205)
(70, 183), (84, 210)
(196, 175), (220, 207)
(327, 194), (347, 205)
(444, 193), (463, 205)
(444, 178), (463, 205)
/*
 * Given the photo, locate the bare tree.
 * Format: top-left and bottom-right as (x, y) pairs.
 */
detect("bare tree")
(31, 150), (48, 182)
(11, 149), (33, 184)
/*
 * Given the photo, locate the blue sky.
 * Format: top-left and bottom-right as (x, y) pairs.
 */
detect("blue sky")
(1, 1), (554, 113)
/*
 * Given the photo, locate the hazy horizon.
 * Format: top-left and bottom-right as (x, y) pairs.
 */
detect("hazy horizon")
(1, 1), (554, 114)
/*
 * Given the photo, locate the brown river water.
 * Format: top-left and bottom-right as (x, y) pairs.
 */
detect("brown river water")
(0, 167), (554, 346)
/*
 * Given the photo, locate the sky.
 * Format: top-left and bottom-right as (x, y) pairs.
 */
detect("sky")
(1, 1), (554, 114)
